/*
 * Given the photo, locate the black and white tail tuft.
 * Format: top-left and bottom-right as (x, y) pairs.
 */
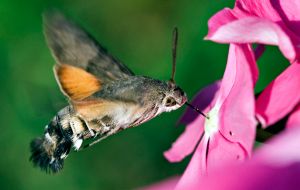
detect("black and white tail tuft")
(30, 121), (73, 173)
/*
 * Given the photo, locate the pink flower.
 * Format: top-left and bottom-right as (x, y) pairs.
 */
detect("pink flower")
(206, 0), (300, 127)
(164, 44), (257, 189)
(146, 126), (300, 190)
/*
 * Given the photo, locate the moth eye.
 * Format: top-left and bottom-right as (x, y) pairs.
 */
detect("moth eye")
(165, 97), (176, 107)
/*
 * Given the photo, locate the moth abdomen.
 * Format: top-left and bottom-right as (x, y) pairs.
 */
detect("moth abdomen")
(30, 106), (84, 173)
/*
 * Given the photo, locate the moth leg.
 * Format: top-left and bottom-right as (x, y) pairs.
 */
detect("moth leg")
(99, 120), (111, 133)
(80, 124), (120, 150)
(86, 118), (111, 138)
(85, 123), (96, 137)
(76, 114), (96, 137)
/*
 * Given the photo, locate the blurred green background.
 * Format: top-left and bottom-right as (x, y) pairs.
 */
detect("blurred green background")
(0, 0), (289, 189)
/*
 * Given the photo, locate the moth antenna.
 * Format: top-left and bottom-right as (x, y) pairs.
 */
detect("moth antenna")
(185, 102), (209, 119)
(170, 28), (207, 119)
(170, 27), (178, 83)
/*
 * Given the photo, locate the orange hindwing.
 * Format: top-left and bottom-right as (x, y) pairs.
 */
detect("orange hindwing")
(54, 64), (101, 101)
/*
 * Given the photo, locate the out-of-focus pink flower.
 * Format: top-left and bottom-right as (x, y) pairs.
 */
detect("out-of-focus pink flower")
(144, 126), (300, 190)
(205, 0), (300, 127)
(164, 44), (257, 189)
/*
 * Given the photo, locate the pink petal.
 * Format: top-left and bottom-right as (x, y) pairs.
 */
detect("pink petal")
(218, 44), (258, 103)
(175, 133), (248, 190)
(206, 132), (246, 172)
(234, 0), (282, 21)
(274, 0), (300, 59)
(199, 159), (300, 190)
(236, 0), (300, 35)
(205, 17), (296, 61)
(286, 104), (300, 129)
(256, 62), (300, 127)
(255, 127), (300, 165)
(174, 139), (208, 190)
(164, 116), (205, 163)
(206, 8), (239, 38)
(277, 0), (300, 35)
(164, 82), (221, 163)
(180, 81), (220, 124)
(219, 44), (257, 156)
(141, 176), (180, 190)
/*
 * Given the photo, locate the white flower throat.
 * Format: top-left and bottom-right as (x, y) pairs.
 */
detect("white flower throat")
(204, 105), (220, 137)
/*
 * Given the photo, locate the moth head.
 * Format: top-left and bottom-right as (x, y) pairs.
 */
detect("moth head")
(158, 27), (187, 112)
(161, 81), (187, 112)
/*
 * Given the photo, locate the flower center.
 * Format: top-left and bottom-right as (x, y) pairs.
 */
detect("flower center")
(204, 105), (220, 137)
